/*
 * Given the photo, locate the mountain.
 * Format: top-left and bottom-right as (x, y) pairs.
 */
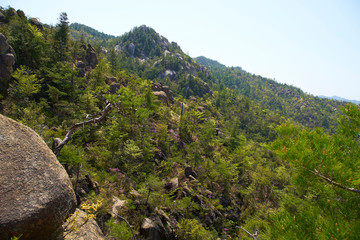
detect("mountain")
(1, 7), (360, 239)
(70, 22), (116, 40)
(195, 56), (226, 69)
(114, 25), (182, 59)
(318, 95), (360, 105)
(195, 56), (348, 134)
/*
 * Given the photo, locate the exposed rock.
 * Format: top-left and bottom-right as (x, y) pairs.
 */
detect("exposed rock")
(75, 61), (86, 77)
(76, 61), (86, 68)
(153, 91), (169, 105)
(101, 46), (108, 56)
(0, 33), (16, 96)
(189, 96), (197, 102)
(105, 76), (117, 84)
(128, 43), (135, 58)
(161, 86), (174, 103)
(164, 177), (179, 192)
(110, 82), (121, 94)
(129, 189), (141, 199)
(85, 44), (98, 69)
(110, 197), (127, 220)
(16, 10), (26, 19)
(140, 212), (176, 240)
(152, 83), (174, 105)
(77, 174), (100, 198)
(59, 209), (105, 240)
(215, 128), (225, 136)
(141, 218), (161, 240)
(174, 53), (183, 60)
(52, 137), (62, 151)
(6, 8), (17, 17)
(164, 69), (176, 80)
(0, 114), (76, 240)
(185, 166), (197, 179)
(197, 106), (206, 112)
(29, 18), (43, 31)
(140, 217), (165, 240)
(0, 12), (5, 22)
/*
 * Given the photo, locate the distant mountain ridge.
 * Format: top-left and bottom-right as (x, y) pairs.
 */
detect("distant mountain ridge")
(195, 56), (226, 69)
(70, 22), (117, 41)
(318, 95), (360, 105)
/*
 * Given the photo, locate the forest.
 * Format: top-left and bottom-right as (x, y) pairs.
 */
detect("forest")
(1, 6), (359, 240)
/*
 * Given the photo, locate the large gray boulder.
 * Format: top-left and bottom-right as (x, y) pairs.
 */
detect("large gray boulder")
(0, 114), (76, 240)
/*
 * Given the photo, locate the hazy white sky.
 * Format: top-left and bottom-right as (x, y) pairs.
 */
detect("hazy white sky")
(2, 0), (360, 100)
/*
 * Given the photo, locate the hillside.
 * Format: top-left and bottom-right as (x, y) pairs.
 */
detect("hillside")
(1, 7), (360, 239)
(70, 22), (116, 40)
(195, 56), (348, 134)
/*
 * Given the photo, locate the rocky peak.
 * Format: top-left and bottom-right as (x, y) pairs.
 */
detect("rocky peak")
(29, 18), (43, 31)
(114, 25), (181, 59)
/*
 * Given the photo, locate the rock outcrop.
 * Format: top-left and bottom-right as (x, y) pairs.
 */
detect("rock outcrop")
(29, 18), (43, 31)
(76, 60), (86, 77)
(110, 197), (127, 220)
(0, 114), (76, 240)
(85, 44), (98, 69)
(76, 174), (100, 198)
(58, 209), (105, 240)
(140, 212), (176, 240)
(152, 83), (174, 105)
(0, 12), (5, 23)
(0, 33), (16, 97)
(185, 166), (197, 179)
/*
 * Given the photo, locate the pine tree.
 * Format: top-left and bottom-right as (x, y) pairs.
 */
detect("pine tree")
(54, 12), (70, 61)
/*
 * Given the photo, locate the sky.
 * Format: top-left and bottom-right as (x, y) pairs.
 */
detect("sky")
(2, 0), (360, 100)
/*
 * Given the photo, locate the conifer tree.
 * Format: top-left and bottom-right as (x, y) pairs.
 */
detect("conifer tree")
(54, 12), (70, 61)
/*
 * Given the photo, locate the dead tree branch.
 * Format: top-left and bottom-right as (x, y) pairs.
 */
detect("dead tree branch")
(53, 102), (112, 157)
(236, 226), (258, 240)
(302, 167), (360, 194)
(113, 213), (136, 240)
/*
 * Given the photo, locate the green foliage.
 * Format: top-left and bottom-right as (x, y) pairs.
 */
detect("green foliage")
(105, 218), (133, 240)
(54, 12), (70, 61)
(11, 66), (41, 99)
(10, 235), (22, 240)
(70, 22), (115, 40)
(0, 12), (47, 68)
(10, 66), (41, 105)
(268, 105), (360, 239)
(58, 145), (84, 166)
(176, 219), (216, 240)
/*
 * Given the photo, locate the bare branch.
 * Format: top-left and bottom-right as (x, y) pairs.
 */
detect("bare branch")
(113, 213), (136, 240)
(236, 226), (258, 240)
(302, 167), (360, 194)
(53, 103), (112, 157)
